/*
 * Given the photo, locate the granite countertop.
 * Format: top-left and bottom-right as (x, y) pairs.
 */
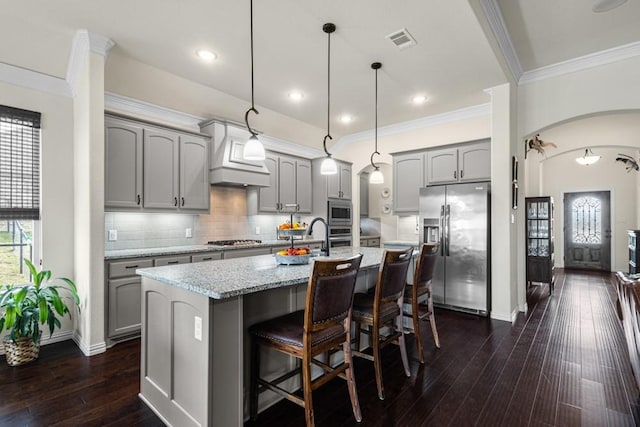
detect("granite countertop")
(383, 240), (419, 247)
(136, 247), (387, 300)
(104, 239), (325, 260)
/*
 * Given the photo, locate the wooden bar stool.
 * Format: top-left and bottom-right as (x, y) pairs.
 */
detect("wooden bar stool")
(403, 243), (440, 364)
(352, 247), (413, 400)
(249, 254), (363, 427)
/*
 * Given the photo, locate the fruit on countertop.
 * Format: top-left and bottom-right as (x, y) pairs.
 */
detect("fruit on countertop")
(277, 247), (310, 256)
(278, 222), (307, 230)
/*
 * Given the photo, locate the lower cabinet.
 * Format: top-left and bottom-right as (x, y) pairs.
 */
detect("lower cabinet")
(108, 277), (143, 338)
(223, 247), (271, 259)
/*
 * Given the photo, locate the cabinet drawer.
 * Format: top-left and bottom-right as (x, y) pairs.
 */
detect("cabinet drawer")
(360, 239), (367, 247)
(154, 255), (191, 266)
(109, 258), (153, 279)
(191, 252), (223, 263)
(368, 238), (380, 247)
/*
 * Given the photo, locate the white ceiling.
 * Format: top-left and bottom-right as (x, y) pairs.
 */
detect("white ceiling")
(1, 0), (639, 139)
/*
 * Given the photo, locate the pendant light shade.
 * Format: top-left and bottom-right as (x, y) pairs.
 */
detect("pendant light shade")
(242, 0), (265, 161)
(369, 62), (383, 184)
(575, 148), (601, 166)
(320, 23), (337, 175)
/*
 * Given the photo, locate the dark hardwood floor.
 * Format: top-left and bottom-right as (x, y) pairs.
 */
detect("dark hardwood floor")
(1, 269), (638, 426)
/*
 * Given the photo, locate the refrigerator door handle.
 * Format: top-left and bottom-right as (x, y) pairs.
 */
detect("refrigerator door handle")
(445, 204), (451, 256)
(439, 205), (445, 256)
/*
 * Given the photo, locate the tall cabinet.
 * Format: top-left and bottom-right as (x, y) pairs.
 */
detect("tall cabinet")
(525, 196), (555, 294)
(628, 230), (640, 274)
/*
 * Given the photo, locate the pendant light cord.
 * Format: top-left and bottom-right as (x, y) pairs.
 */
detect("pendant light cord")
(322, 24), (335, 156)
(244, 0), (259, 137)
(370, 62), (382, 169)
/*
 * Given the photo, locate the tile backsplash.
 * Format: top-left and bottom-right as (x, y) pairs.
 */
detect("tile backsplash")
(105, 187), (316, 250)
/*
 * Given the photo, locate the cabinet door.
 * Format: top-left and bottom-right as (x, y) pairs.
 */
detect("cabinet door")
(179, 136), (209, 210)
(393, 152), (423, 214)
(144, 129), (179, 209)
(458, 141), (490, 182)
(339, 163), (352, 200)
(108, 277), (142, 337)
(278, 155), (297, 209)
(360, 173), (369, 217)
(326, 169), (341, 199)
(258, 153), (279, 213)
(296, 159), (312, 213)
(427, 147), (458, 184)
(105, 118), (143, 209)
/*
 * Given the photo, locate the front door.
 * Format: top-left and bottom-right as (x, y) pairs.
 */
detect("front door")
(563, 191), (611, 271)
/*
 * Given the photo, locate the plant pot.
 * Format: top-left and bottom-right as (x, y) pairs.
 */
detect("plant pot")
(2, 335), (40, 366)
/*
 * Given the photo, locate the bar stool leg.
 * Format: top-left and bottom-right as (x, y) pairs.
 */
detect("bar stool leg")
(412, 299), (425, 364)
(428, 292), (440, 348)
(302, 352), (315, 427)
(249, 338), (260, 421)
(343, 319), (362, 422)
(372, 321), (384, 400)
(396, 303), (410, 377)
(354, 321), (361, 351)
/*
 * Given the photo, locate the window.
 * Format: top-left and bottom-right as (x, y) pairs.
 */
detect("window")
(571, 196), (601, 244)
(0, 105), (41, 283)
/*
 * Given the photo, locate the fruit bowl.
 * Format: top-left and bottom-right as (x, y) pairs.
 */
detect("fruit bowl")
(275, 253), (311, 265)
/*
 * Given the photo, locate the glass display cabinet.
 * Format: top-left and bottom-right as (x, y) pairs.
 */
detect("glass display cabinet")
(526, 196), (555, 294)
(628, 230), (640, 275)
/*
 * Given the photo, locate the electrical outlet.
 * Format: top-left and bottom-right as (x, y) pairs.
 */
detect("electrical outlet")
(255, 226), (260, 234)
(185, 228), (192, 238)
(108, 230), (117, 241)
(194, 316), (202, 341)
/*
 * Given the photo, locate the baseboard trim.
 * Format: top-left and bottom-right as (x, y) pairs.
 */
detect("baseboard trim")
(72, 331), (107, 356)
(0, 330), (74, 355)
(138, 393), (172, 427)
(490, 307), (518, 323)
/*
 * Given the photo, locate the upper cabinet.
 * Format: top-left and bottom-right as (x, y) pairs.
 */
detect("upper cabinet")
(325, 161), (352, 200)
(393, 151), (425, 215)
(105, 115), (210, 213)
(258, 151), (312, 213)
(426, 140), (490, 185)
(311, 158), (353, 217)
(360, 173), (369, 217)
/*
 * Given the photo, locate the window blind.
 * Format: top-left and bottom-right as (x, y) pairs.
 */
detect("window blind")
(0, 105), (41, 220)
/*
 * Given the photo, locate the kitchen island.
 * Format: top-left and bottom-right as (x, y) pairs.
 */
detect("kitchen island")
(136, 246), (395, 427)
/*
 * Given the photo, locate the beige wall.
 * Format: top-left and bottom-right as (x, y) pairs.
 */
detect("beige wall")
(0, 82), (76, 333)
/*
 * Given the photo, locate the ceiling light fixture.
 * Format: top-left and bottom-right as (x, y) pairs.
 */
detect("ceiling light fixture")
(340, 115), (352, 124)
(242, 0), (265, 161)
(369, 62), (384, 185)
(288, 91), (304, 101)
(196, 49), (217, 61)
(592, 0), (627, 12)
(575, 148), (601, 166)
(320, 23), (337, 175)
(412, 95), (427, 105)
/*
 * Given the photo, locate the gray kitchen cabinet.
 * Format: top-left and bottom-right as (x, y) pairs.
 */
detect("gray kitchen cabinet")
(105, 117), (143, 209)
(258, 152), (312, 213)
(318, 160), (352, 200)
(180, 135), (209, 210)
(143, 128), (180, 209)
(426, 140), (490, 185)
(360, 173), (369, 217)
(223, 247), (271, 259)
(108, 277), (142, 337)
(271, 242), (323, 253)
(393, 151), (424, 214)
(191, 252), (223, 263)
(154, 255), (191, 266)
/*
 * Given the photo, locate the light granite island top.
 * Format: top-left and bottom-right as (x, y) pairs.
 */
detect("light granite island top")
(136, 246), (389, 299)
(135, 246), (410, 427)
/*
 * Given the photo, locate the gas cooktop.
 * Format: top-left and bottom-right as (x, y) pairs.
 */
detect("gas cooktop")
(208, 239), (262, 247)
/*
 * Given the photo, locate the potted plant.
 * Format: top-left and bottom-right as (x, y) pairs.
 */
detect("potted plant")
(0, 259), (79, 366)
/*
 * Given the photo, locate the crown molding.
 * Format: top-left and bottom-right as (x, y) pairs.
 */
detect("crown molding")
(519, 40), (640, 85)
(104, 92), (205, 129)
(332, 103), (491, 153)
(259, 134), (325, 159)
(66, 30), (89, 97)
(88, 32), (115, 57)
(479, 0), (523, 82)
(0, 61), (71, 97)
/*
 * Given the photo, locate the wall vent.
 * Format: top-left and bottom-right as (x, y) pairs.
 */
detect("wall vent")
(386, 28), (417, 50)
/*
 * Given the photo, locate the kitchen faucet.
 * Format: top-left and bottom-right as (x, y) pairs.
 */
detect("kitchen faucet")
(307, 217), (330, 256)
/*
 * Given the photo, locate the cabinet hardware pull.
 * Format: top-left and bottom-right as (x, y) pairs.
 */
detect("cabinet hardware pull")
(125, 265), (139, 269)
(203, 257), (212, 261)
(461, 170), (464, 178)
(181, 197), (185, 206)
(168, 261), (179, 264)
(296, 204), (300, 211)
(137, 195), (141, 205)
(454, 171), (457, 179)
(174, 197), (178, 206)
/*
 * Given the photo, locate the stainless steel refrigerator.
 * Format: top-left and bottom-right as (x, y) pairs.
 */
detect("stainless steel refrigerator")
(419, 182), (490, 316)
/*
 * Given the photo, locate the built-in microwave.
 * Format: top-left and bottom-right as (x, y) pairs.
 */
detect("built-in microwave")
(328, 199), (352, 226)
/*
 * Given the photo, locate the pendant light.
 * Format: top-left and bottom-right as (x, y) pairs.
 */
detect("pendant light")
(369, 62), (384, 184)
(320, 23), (338, 175)
(575, 148), (601, 166)
(243, 0), (265, 161)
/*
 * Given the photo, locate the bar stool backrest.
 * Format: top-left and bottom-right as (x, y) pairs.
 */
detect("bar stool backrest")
(305, 254), (363, 333)
(375, 248), (413, 303)
(414, 243), (440, 287)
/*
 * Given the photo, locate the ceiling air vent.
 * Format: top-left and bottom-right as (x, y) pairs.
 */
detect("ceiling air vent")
(386, 28), (417, 50)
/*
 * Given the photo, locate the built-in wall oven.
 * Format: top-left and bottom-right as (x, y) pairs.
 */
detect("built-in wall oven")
(329, 226), (352, 248)
(328, 199), (352, 226)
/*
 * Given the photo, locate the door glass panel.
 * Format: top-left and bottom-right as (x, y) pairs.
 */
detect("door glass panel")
(572, 196), (601, 244)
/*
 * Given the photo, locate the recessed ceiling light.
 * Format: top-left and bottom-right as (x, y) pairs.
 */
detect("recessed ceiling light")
(196, 49), (217, 62)
(340, 115), (352, 123)
(412, 95), (428, 105)
(288, 91), (304, 101)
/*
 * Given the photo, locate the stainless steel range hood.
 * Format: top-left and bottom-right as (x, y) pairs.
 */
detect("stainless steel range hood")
(200, 119), (270, 187)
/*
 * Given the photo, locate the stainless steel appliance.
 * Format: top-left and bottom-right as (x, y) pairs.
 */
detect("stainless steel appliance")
(420, 182), (490, 316)
(328, 199), (352, 226)
(329, 226), (352, 248)
(208, 239), (262, 247)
